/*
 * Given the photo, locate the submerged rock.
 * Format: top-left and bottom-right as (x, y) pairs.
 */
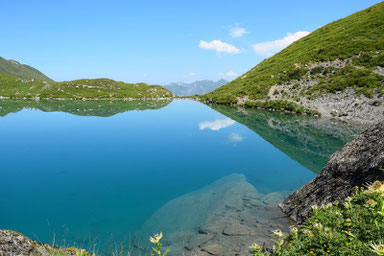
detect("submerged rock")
(139, 174), (290, 255)
(279, 121), (384, 224)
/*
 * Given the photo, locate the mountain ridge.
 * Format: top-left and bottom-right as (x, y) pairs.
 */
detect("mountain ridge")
(0, 57), (53, 82)
(165, 79), (228, 96)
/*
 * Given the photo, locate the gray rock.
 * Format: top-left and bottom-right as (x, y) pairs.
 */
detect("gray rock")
(279, 121), (384, 224)
(0, 230), (50, 256)
(190, 250), (212, 256)
(185, 234), (214, 251)
(201, 244), (223, 255)
(222, 223), (255, 236)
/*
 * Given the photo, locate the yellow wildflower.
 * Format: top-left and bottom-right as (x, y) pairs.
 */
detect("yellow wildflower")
(248, 243), (262, 253)
(149, 232), (163, 244)
(365, 199), (378, 208)
(365, 181), (384, 195)
(290, 225), (298, 233)
(371, 242), (384, 255)
(321, 203), (333, 209)
(311, 205), (319, 210)
(314, 223), (323, 230)
(273, 229), (284, 238)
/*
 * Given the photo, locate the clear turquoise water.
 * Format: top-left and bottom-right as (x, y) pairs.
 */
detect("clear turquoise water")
(0, 99), (360, 254)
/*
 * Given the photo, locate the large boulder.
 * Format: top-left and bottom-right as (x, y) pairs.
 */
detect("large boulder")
(279, 121), (384, 224)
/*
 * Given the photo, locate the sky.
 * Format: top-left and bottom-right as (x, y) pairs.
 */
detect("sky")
(1, 0), (382, 84)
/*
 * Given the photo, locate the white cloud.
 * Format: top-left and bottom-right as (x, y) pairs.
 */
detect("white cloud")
(230, 27), (248, 38)
(251, 31), (310, 57)
(228, 133), (244, 142)
(199, 118), (236, 131)
(185, 72), (196, 78)
(219, 71), (238, 78)
(199, 40), (240, 54)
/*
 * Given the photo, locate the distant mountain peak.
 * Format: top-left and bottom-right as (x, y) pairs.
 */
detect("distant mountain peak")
(165, 79), (228, 96)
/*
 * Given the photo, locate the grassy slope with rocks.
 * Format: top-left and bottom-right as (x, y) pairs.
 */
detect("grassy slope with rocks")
(0, 73), (174, 100)
(201, 2), (384, 119)
(0, 57), (54, 82)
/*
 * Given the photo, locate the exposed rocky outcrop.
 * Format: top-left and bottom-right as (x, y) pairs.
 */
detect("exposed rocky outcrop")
(0, 229), (90, 256)
(279, 121), (384, 224)
(0, 230), (51, 256)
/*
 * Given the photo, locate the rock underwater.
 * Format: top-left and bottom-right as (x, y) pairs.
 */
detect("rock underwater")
(139, 174), (291, 256)
(279, 121), (384, 224)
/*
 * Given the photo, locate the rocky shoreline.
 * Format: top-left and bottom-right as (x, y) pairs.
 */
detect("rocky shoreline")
(280, 120), (384, 224)
(0, 230), (90, 256)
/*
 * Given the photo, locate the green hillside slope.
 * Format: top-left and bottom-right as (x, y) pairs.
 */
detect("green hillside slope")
(201, 2), (384, 113)
(0, 73), (173, 100)
(0, 57), (53, 82)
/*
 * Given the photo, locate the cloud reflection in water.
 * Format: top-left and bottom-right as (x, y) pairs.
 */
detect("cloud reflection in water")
(199, 118), (236, 131)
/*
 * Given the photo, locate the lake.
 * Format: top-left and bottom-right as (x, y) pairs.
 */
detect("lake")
(0, 99), (362, 255)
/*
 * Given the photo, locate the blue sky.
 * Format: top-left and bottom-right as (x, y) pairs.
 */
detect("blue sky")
(1, 0), (382, 84)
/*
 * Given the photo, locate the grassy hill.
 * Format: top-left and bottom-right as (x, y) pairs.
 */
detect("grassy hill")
(201, 2), (384, 116)
(0, 57), (53, 82)
(0, 73), (174, 100)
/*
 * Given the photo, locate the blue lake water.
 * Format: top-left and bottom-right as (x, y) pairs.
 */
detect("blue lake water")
(0, 99), (361, 255)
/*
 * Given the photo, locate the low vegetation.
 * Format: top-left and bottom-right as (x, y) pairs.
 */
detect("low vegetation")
(0, 73), (173, 100)
(306, 65), (384, 98)
(250, 180), (384, 256)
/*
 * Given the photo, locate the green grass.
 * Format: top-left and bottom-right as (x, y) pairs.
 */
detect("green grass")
(251, 180), (384, 256)
(0, 57), (54, 82)
(306, 65), (384, 98)
(203, 1), (384, 102)
(0, 74), (174, 100)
